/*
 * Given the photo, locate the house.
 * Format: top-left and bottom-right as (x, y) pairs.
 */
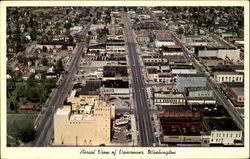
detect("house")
(19, 105), (35, 110)
(22, 72), (33, 81)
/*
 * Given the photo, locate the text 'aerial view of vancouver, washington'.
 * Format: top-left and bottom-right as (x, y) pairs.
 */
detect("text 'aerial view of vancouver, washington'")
(5, 6), (246, 150)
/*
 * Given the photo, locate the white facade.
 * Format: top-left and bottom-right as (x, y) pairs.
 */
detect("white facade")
(172, 69), (197, 75)
(210, 130), (242, 145)
(154, 93), (186, 105)
(214, 72), (244, 83)
(155, 40), (175, 48)
(198, 48), (240, 62)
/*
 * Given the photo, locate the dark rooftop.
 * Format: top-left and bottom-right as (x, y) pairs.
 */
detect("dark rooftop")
(147, 68), (158, 74)
(103, 80), (129, 88)
(204, 117), (241, 131)
(78, 80), (102, 95)
(191, 104), (230, 117)
(103, 66), (128, 77)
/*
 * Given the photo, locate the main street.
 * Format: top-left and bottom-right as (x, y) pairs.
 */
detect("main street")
(33, 21), (93, 146)
(146, 7), (244, 131)
(122, 11), (155, 147)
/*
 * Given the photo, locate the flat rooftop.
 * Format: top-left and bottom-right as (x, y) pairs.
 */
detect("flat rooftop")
(103, 80), (129, 88)
(154, 93), (185, 99)
(204, 117), (241, 131)
(103, 66), (128, 77)
(186, 87), (211, 92)
(78, 80), (102, 95)
(230, 87), (244, 96)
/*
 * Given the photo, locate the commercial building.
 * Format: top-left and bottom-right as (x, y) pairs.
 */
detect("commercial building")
(102, 80), (130, 97)
(204, 118), (243, 145)
(213, 71), (244, 83)
(146, 68), (172, 83)
(176, 74), (207, 92)
(158, 106), (210, 145)
(162, 45), (183, 56)
(102, 66), (128, 81)
(54, 101), (115, 146)
(185, 87), (214, 97)
(195, 46), (241, 62)
(154, 93), (186, 106)
(106, 39), (125, 55)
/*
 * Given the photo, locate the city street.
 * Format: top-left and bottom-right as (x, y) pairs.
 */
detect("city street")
(122, 11), (155, 147)
(33, 21), (93, 146)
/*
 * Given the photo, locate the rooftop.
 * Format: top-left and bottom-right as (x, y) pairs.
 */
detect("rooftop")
(56, 106), (71, 116)
(230, 87), (244, 96)
(103, 66), (128, 77)
(154, 93), (185, 99)
(204, 117), (241, 131)
(186, 87), (212, 92)
(78, 80), (102, 95)
(103, 80), (129, 88)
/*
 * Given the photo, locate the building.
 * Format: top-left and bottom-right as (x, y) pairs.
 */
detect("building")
(35, 41), (74, 53)
(213, 71), (244, 83)
(196, 47), (241, 62)
(162, 45), (183, 56)
(185, 87), (214, 97)
(107, 17), (121, 36)
(154, 93), (186, 106)
(102, 80), (129, 97)
(176, 74), (207, 92)
(200, 57), (224, 67)
(227, 87), (244, 105)
(155, 40), (176, 48)
(54, 101), (115, 146)
(204, 118), (243, 145)
(106, 39), (125, 55)
(102, 66), (128, 81)
(136, 31), (150, 44)
(158, 106), (210, 145)
(146, 68), (172, 83)
(88, 43), (106, 55)
(171, 65), (197, 75)
(142, 55), (167, 63)
(67, 80), (102, 109)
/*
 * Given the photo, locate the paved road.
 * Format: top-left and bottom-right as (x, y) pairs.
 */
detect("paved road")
(146, 7), (244, 131)
(122, 11), (155, 147)
(32, 21), (93, 146)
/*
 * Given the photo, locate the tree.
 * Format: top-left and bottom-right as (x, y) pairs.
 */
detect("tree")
(41, 58), (49, 66)
(30, 28), (37, 41)
(10, 100), (15, 110)
(55, 59), (64, 74)
(64, 23), (72, 30)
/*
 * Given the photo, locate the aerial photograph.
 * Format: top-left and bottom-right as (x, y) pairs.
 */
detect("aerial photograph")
(5, 6), (245, 149)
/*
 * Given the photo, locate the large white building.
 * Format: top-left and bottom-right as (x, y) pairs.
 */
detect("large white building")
(213, 72), (244, 83)
(155, 40), (175, 48)
(197, 47), (241, 62)
(54, 101), (115, 146)
(204, 118), (243, 145)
